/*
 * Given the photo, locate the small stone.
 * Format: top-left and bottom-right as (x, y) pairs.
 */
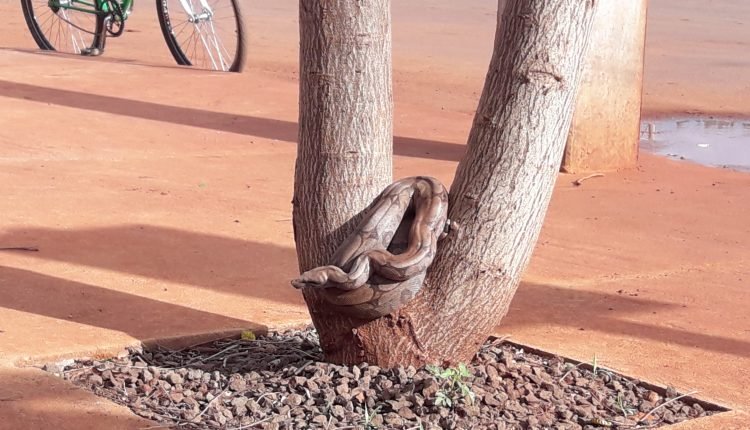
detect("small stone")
(422, 379), (440, 398)
(639, 400), (655, 412)
(140, 369), (153, 382)
(666, 386), (679, 398)
(663, 410), (677, 424)
(505, 400), (525, 413)
(147, 366), (161, 378)
(557, 409), (574, 421)
(166, 372), (183, 385)
(573, 405), (594, 419)
(335, 383), (350, 396)
(525, 416), (540, 427)
(169, 392), (184, 403)
(405, 366), (417, 378)
(398, 407), (416, 420)
(101, 370), (114, 382)
(285, 393), (304, 406)
(486, 365), (501, 386)
(646, 390), (660, 403)
(246, 400), (261, 413)
(383, 412), (402, 426)
(233, 404), (247, 417)
(228, 376), (246, 392)
(330, 405), (346, 419)
(459, 405), (481, 417)
(88, 374), (103, 386)
(311, 415), (327, 425)
(377, 378), (393, 390)
(232, 396), (248, 407)
(483, 394), (502, 407)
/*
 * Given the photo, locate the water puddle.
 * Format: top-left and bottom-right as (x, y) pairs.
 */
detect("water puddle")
(639, 117), (750, 172)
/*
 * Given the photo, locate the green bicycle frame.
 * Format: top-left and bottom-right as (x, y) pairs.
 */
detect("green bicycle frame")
(47, 0), (133, 18)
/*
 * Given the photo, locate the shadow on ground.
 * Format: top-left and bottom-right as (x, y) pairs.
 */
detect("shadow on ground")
(2, 223), (749, 358)
(0, 266), (257, 341)
(0, 79), (466, 162)
(0, 224), (301, 302)
(506, 283), (750, 359)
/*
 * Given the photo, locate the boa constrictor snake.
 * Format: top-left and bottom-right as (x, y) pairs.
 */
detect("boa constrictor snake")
(291, 176), (453, 320)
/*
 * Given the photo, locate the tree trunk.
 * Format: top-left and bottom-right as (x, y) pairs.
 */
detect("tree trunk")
(293, 0), (393, 356)
(295, 0), (597, 366)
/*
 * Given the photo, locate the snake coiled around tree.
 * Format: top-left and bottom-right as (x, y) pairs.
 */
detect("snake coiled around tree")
(291, 176), (452, 320)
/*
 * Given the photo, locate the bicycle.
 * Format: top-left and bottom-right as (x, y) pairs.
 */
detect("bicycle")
(20, 0), (246, 72)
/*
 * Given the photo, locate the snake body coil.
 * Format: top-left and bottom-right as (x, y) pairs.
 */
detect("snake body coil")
(292, 176), (451, 319)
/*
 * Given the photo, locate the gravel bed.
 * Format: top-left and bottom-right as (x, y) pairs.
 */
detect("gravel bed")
(46, 327), (720, 429)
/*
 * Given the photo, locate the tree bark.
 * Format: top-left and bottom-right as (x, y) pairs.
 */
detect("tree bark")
(295, 0), (597, 366)
(293, 0), (393, 357)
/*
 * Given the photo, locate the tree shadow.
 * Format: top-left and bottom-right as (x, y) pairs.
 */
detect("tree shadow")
(0, 266), (259, 341)
(0, 79), (466, 162)
(0, 224), (302, 303)
(508, 282), (750, 359)
(2, 219), (747, 360)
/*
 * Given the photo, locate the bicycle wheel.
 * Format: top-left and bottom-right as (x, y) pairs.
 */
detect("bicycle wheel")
(156, 0), (245, 72)
(21, 0), (105, 55)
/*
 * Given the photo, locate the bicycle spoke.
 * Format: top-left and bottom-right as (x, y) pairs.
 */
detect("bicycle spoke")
(161, 0), (240, 71)
(26, 0), (98, 54)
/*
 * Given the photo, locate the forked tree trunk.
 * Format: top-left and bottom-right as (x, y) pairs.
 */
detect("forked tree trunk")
(294, 0), (597, 366)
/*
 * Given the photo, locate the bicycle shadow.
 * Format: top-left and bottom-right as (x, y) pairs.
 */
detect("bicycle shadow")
(0, 78), (467, 162)
(0, 46), (189, 72)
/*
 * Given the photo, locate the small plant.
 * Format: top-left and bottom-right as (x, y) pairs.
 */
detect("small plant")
(426, 363), (475, 407)
(589, 354), (615, 381)
(361, 404), (382, 430)
(616, 392), (637, 419)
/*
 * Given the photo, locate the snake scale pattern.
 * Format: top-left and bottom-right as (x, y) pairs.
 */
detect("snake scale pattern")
(291, 176), (451, 319)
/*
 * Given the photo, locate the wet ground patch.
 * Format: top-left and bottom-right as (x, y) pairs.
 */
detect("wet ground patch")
(640, 117), (750, 172)
(45, 327), (727, 429)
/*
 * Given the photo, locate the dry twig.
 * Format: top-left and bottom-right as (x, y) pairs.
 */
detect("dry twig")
(573, 173), (604, 186)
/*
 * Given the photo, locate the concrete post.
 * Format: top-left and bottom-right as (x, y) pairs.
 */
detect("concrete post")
(561, 0), (648, 173)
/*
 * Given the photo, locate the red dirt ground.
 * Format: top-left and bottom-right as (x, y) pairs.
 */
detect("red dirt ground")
(0, 1), (749, 428)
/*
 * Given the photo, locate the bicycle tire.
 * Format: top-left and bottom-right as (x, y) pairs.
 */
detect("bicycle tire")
(156, 0), (246, 72)
(21, 0), (106, 55)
